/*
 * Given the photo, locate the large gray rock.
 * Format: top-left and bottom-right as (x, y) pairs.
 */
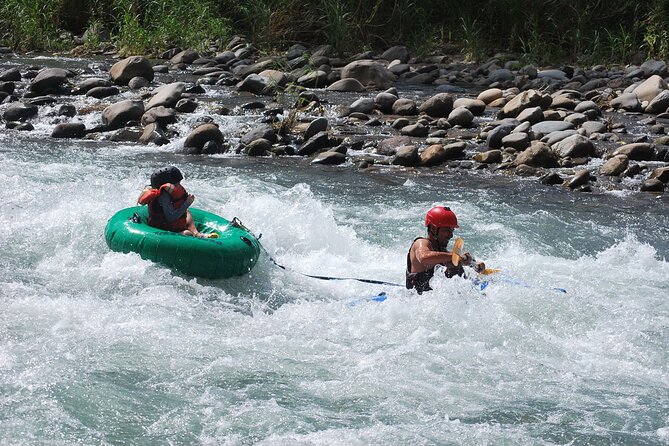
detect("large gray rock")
(312, 151), (347, 165)
(392, 98), (417, 115)
(499, 90), (550, 118)
(392, 145), (419, 166)
(51, 123), (86, 138)
(374, 92), (398, 114)
(2, 102), (38, 121)
(184, 123), (224, 151)
(418, 93), (454, 118)
(241, 124), (277, 145)
(110, 56), (154, 85)
(141, 106), (177, 126)
(340, 60), (396, 90)
(326, 78), (366, 92)
(613, 143), (655, 160)
(349, 97), (375, 114)
(513, 141), (559, 167)
(101, 100), (145, 130)
(146, 82), (186, 110)
(29, 68), (69, 93)
(632, 75), (667, 102)
(554, 134), (595, 158)
(377, 136), (412, 156)
(532, 121), (575, 135)
(645, 90), (669, 114)
(448, 107), (474, 127)
(600, 155), (629, 176)
(381, 46), (410, 63)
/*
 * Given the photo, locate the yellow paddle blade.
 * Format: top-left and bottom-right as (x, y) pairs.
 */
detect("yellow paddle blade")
(451, 237), (464, 266)
(481, 268), (502, 275)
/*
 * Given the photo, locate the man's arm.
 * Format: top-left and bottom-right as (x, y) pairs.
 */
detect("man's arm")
(414, 239), (451, 268)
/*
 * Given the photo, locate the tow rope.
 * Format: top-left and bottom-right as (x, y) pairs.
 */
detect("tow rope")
(237, 224), (403, 287)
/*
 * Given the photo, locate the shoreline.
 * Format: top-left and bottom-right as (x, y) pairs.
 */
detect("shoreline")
(1, 41), (669, 198)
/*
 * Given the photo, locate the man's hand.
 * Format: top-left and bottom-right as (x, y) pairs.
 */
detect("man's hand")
(186, 194), (195, 205)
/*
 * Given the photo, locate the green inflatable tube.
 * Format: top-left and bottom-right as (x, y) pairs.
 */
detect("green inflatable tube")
(105, 206), (261, 279)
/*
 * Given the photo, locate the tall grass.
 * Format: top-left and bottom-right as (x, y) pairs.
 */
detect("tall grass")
(0, 0), (668, 64)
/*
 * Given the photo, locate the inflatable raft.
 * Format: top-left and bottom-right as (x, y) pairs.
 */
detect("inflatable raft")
(104, 206), (260, 279)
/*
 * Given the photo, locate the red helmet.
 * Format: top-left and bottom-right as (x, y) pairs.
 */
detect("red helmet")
(425, 206), (459, 228)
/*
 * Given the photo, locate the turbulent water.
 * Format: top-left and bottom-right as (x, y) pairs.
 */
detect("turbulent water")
(2, 57), (669, 445)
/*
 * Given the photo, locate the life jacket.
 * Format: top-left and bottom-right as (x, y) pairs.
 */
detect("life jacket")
(137, 182), (189, 231)
(405, 237), (465, 294)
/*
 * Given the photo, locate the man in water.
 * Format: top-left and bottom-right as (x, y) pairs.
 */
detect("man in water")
(406, 206), (485, 293)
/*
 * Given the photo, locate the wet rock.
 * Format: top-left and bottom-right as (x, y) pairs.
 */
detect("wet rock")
(128, 76), (150, 89)
(29, 68), (70, 93)
(381, 46), (410, 63)
(110, 56), (154, 86)
(349, 97), (375, 114)
(448, 107), (474, 127)
(400, 123), (428, 137)
(170, 50), (199, 64)
(184, 123), (224, 152)
(374, 92), (398, 114)
(312, 151), (347, 165)
(298, 131), (334, 156)
(515, 164), (540, 176)
(72, 78), (112, 94)
(418, 93), (453, 118)
(600, 154), (629, 176)
(297, 70), (328, 88)
(565, 169), (591, 189)
(453, 98), (486, 116)
(540, 172), (564, 185)
(245, 138), (272, 156)
(391, 118), (410, 130)
(377, 135), (412, 156)
(554, 134), (595, 158)
(612, 143), (655, 160)
(640, 60), (667, 77)
(574, 100), (601, 115)
(51, 122), (86, 138)
(146, 82), (186, 110)
(632, 75), (667, 102)
(175, 98), (198, 113)
(487, 123), (516, 149)
(237, 74), (273, 95)
(499, 90), (550, 118)
(139, 123), (169, 145)
(58, 104), (76, 117)
(473, 149), (503, 164)
(392, 145), (419, 166)
(581, 121), (607, 136)
(304, 117), (328, 140)
(649, 166), (669, 183)
(141, 106), (177, 126)
(501, 132), (530, 150)
(327, 78), (365, 92)
(516, 106), (544, 124)
(241, 124), (277, 145)
(532, 120), (575, 136)
(0, 67), (21, 81)
(340, 60), (396, 90)
(513, 141), (559, 167)
(640, 178), (664, 192)
(2, 102), (38, 121)
(477, 88), (503, 104)
(610, 92), (642, 112)
(392, 98), (417, 115)
(86, 86), (120, 99)
(101, 100), (145, 130)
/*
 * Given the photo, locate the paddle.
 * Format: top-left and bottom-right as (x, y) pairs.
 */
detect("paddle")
(451, 237), (464, 265)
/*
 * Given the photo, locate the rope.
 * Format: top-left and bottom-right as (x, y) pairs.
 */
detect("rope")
(234, 219), (403, 287)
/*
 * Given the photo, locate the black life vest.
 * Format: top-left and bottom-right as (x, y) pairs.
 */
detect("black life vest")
(405, 237), (465, 293)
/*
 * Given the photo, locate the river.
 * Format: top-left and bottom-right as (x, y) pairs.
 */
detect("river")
(1, 55), (668, 445)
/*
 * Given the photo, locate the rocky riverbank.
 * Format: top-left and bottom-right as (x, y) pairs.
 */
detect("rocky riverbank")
(2, 38), (669, 195)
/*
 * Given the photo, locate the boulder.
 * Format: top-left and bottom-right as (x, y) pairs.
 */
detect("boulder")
(101, 100), (145, 130)
(392, 98), (417, 115)
(340, 60), (396, 90)
(146, 82), (186, 110)
(326, 78), (366, 92)
(392, 145), (419, 166)
(51, 123), (86, 138)
(513, 141), (559, 167)
(184, 123), (224, 151)
(2, 102), (38, 121)
(110, 56), (154, 85)
(418, 93), (453, 118)
(600, 155), (629, 176)
(613, 143), (655, 160)
(312, 151), (347, 165)
(632, 75), (667, 102)
(554, 134), (595, 158)
(29, 68), (69, 93)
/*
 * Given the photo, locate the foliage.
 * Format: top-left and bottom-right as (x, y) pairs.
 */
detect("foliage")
(0, 0), (668, 64)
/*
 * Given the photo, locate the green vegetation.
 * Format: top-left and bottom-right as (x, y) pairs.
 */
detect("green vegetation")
(1, 0), (668, 65)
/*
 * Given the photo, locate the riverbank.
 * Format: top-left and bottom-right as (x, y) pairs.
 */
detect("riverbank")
(1, 38), (669, 197)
